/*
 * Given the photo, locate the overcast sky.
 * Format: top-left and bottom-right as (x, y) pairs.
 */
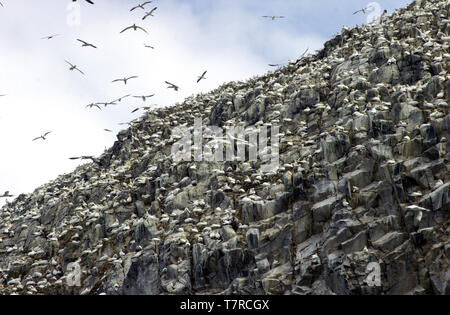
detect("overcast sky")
(0, 0), (411, 206)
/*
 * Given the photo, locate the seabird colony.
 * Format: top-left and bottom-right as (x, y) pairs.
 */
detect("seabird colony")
(0, 0), (449, 295)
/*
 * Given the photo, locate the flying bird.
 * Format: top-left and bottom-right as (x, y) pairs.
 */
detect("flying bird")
(76, 39), (97, 48)
(112, 76), (138, 85)
(65, 60), (85, 75)
(104, 129), (112, 132)
(353, 7), (370, 15)
(112, 94), (132, 102)
(131, 106), (151, 113)
(98, 101), (117, 108)
(85, 103), (101, 110)
(262, 15), (285, 20)
(142, 7), (157, 20)
(130, 1), (152, 11)
(133, 94), (154, 102)
(268, 64), (281, 67)
(196, 71), (207, 83)
(165, 81), (179, 91)
(32, 131), (52, 141)
(0, 2), (3, 7)
(72, 0), (94, 4)
(120, 24), (148, 34)
(144, 44), (155, 49)
(0, 94), (6, 97)
(0, 191), (13, 198)
(69, 156), (101, 166)
(41, 34), (60, 40)
(299, 47), (309, 58)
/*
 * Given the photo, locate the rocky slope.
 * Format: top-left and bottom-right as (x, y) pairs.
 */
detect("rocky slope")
(0, 0), (449, 295)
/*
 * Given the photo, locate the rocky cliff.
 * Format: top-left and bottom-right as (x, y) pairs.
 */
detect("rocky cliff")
(0, 0), (449, 295)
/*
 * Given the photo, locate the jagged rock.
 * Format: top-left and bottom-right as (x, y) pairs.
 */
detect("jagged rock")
(0, 0), (449, 296)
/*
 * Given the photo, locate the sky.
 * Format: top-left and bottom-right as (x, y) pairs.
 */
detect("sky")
(0, 0), (411, 206)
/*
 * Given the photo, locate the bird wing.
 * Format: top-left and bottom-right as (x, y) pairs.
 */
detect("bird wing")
(44, 131), (52, 137)
(77, 39), (87, 45)
(353, 9), (362, 14)
(75, 67), (85, 75)
(149, 7), (157, 14)
(32, 136), (42, 141)
(131, 108), (140, 113)
(128, 76), (139, 80)
(120, 26), (133, 33)
(130, 5), (139, 11)
(112, 79), (123, 83)
(300, 47), (309, 57)
(136, 26), (148, 34)
(86, 0), (94, 4)
(65, 60), (74, 67)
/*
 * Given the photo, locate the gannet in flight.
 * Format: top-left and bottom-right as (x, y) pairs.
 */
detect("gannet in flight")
(72, 0), (94, 4)
(76, 39), (97, 48)
(0, 191), (13, 198)
(142, 7), (157, 20)
(98, 101), (117, 108)
(165, 81), (179, 91)
(32, 131), (52, 141)
(130, 1), (152, 11)
(353, 7), (370, 15)
(131, 106), (151, 113)
(65, 60), (85, 75)
(112, 76), (138, 85)
(41, 34), (60, 40)
(112, 94), (132, 102)
(262, 16), (285, 20)
(144, 44), (154, 49)
(197, 71), (207, 83)
(120, 24), (148, 34)
(133, 94), (154, 102)
(85, 103), (101, 110)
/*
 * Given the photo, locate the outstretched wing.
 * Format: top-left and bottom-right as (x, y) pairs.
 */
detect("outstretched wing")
(75, 67), (85, 75)
(136, 26), (148, 34)
(65, 60), (74, 67)
(120, 26), (133, 33)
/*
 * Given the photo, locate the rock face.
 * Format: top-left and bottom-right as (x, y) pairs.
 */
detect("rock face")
(0, 0), (449, 295)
